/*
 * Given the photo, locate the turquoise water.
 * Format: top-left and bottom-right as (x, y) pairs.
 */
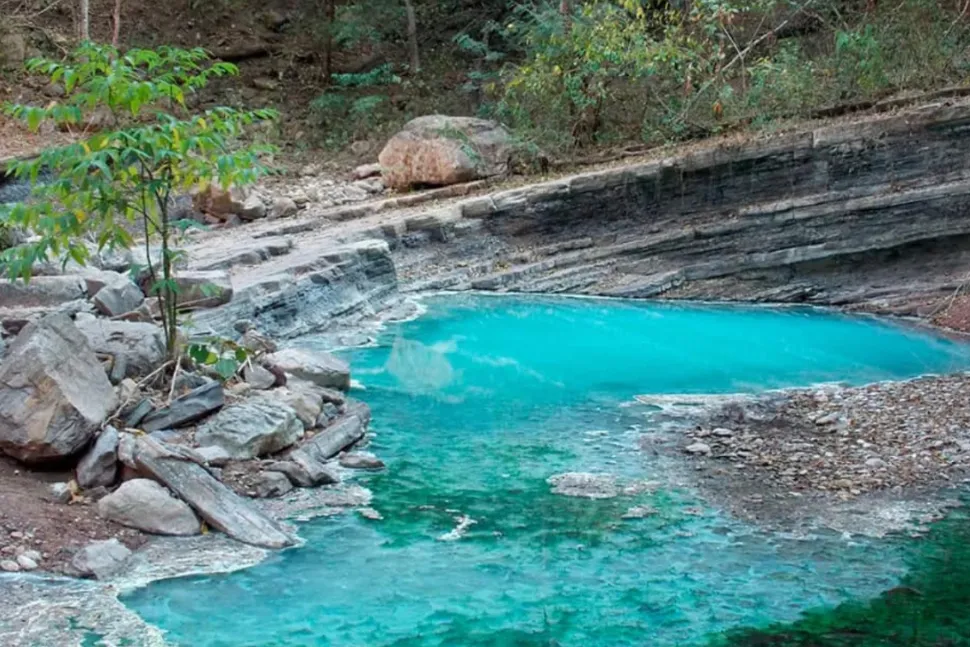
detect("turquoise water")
(123, 295), (970, 647)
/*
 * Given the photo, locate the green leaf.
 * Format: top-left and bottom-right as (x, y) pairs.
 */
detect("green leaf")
(213, 357), (239, 380)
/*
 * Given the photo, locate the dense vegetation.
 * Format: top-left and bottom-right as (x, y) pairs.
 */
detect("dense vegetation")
(293, 0), (970, 156)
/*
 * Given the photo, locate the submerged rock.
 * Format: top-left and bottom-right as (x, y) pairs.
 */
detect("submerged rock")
(339, 452), (385, 470)
(547, 473), (619, 499)
(0, 314), (117, 464)
(195, 398), (305, 459)
(98, 479), (201, 536)
(71, 538), (132, 579)
(133, 435), (294, 548)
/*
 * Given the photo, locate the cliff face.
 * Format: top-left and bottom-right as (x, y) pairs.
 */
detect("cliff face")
(392, 101), (970, 316)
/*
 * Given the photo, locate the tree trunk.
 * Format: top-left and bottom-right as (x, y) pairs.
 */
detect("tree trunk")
(79, 0), (91, 41)
(322, 0), (335, 85)
(404, 0), (420, 72)
(112, 0), (122, 46)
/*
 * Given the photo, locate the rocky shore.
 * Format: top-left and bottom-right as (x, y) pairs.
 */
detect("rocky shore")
(635, 373), (970, 535)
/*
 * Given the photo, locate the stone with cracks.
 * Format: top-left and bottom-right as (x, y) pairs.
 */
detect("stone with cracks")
(74, 317), (165, 379)
(379, 115), (512, 190)
(195, 398), (305, 459)
(71, 538), (132, 579)
(267, 348), (350, 390)
(98, 479), (201, 536)
(92, 281), (145, 317)
(298, 403), (369, 463)
(76, 426), (119, 489)
(134, 435), (293, 548)
(141, 381), (224, 432)
(252, 471), (293, 498)
(287, 449), (340, 486)
(0, 314), (118, 464)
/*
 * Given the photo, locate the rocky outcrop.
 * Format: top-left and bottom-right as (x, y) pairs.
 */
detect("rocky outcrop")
(98, 479), (201, 536)
(195, 398), (305, 459)
(382, 101), (970, 315)
(133, 435), (294, 548)
(190, 239), (398, 339)
(0, 314), (117, 464)
(379, 116), (512, 190)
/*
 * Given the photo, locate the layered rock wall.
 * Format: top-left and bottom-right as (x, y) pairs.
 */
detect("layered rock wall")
(393, 102), (970, 314)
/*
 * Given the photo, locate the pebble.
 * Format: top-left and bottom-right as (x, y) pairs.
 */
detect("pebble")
(16, 555), (37, 571)
(0, 559), (19, 572)
(712, 428), (734, 437)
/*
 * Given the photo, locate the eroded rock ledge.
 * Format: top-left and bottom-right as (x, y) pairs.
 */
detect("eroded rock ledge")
(385, 101), (970, 316)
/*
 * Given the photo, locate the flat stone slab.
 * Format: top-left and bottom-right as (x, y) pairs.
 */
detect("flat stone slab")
(141, 381), (224, 432)
(134, 436), (294, 548)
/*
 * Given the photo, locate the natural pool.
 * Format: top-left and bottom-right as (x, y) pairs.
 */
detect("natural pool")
(123, 295), (970, 646)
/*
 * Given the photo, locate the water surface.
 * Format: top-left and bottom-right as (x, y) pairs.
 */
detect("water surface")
(124, 295), (970, 646)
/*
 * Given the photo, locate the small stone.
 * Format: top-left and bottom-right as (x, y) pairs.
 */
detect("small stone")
(9, 531), (24, 540)
(0, 560), (20, 572)
(21, 549), (41, 562)
(239, 195), (267, 220)
(359, 507), (383, 521)
(243, 364), (277, 390)
(685, 442), (712, 456)
(814, 412), (840, 426)
(71, 538), (132, 579)
(16, 554), (37, 570)
(712, 428), (734, 437)
(865, 457), (888, 469)
(47, 482), (72, 504)
(93, 281), (145, 317)
(195, 445), (232, 467)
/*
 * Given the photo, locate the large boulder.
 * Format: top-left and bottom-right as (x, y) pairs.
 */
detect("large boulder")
(76, 426), (119, 489)
(267, 348), (350, 391)
(0, 314), (117, 464)
(195, 398), (304, 459)
(133, 436), (294, 548)
(98, 479), (201, 536)
(378, 115), (512, 190)
(74, 316), (166, 379)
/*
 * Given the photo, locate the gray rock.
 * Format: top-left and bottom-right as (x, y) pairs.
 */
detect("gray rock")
(164, 271), (233, 309)
(359, 507), (383, 521)
(268, 348), (350, 390)
(0, 559), (19, 572)
(71, 538), (132, 579)
(252, 471), (293, 498)
(268, 197), (298, 220)
(76, 426), (119, 489)
(239, 195), (267, 221)
(317, 387), (346, 406)
(124, 399), (153, 428)
(196, 445), (232, 467)
(339, 452), (385, 470)
(93, 281), (145, 317)
(264, 460), (315, 487)
(81, 270), (129, 298)
(0, 276), (86, 308)
(243, 364), (276, 390)
(316, 402), (340, 428)
(285, 450), (340, 486)
(352, 163), (382, 180)
(196, 398), (304, 459)
(74, 318), (166, 379)
(274, 383), (323, 428)
(141, 381), (224, 432)
(98, 479), (201, 536)
(0, 314), (117, 464)
(15, 554), (38, 570)
(134, 435), (293, 548)
(298, 407), (367, 463)
(48, 482), (72, 504)
(240, 329), (278, 354)
(685, 442), (712, 456)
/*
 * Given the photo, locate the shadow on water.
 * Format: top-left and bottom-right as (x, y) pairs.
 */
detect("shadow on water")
(708, 506), (970, 647)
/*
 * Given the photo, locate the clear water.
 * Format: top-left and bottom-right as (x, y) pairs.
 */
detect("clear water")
(123, 295), (970, 647)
